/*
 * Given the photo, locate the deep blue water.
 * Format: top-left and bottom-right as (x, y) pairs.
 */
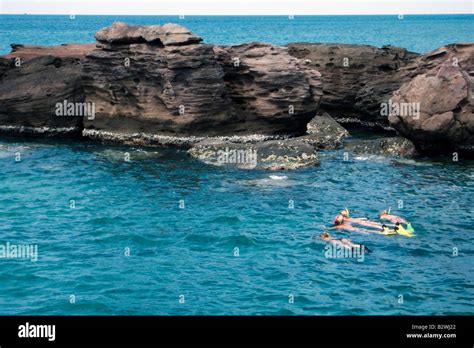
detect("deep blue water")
(0, 14), (473, 54)
(0, 138), (473, 315)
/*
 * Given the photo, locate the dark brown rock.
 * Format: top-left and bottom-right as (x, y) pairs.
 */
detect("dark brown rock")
(0, 55), (84, 135)
(82, 42), (231, 137)
(4, 43), (96, 62)
(82, 28), (323, 140)
(287, 43), (418, 128)
(214, 42), (322, 134)
(388, 44), (474, 154)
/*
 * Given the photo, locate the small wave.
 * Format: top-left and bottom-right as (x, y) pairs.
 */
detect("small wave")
(94, 148), (163, 162)
(0, 145), (32, 159)
(241, 178), (302, 188)
(207, 215), (242, 224)
(354, 155), (387, 162)
(218, 234), (257, 247)
(269, 175), (288, 180)
(184, 233), (219, 244)
(391, 158), (439, 167)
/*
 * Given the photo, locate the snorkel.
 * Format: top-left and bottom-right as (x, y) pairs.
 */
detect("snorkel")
(340, 208), (350, 218)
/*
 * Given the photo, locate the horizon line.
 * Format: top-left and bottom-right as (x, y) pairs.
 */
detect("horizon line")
(1, 13), (473, 16)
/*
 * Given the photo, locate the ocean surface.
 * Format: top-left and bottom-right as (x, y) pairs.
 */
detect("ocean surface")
(0, 136), (473, 315)
(0, 14), (473, 54)
(0, 15), (473, 315)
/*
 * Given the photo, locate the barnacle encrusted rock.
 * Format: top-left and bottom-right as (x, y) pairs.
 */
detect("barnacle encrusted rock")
(188, 139), (319, 170)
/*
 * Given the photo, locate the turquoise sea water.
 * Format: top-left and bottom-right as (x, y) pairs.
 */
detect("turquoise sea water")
(0, 14), (473, 54)
(0, 15), (473, 315)
(0, 137), (473, 315)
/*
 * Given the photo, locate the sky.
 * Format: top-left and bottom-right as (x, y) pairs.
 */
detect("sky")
(0, 0), (473, 15)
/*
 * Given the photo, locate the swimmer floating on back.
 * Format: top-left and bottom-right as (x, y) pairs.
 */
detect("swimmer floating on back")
(339, 208), (384, 229)
(379, 208), (408, 224)
(332, 213), (381, 234)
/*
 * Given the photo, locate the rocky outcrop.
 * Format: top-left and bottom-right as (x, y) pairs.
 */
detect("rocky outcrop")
(287, 43), (418, 128)
(214, 43), (323, 134)
(188, 139), (319, 170)
(295, 112), (348, 149)
(82, 23), (322, 140)
(344, 137), (418, 158)
(82, 40), (231, 137)
(0, 43), (95, 135)
(287, 42), (474, 154)
(0, 21), (471, 157)
(94, 22), (202, 46)
(0, 23), (323, 141)
(0, 55), (85, 135)
(388, 43), (474, 154)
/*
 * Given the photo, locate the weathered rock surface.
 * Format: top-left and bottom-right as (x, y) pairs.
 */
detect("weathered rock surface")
(0, 21), (472, 157)
(0, 57), (13, 79)
(0, 55), (84, 135)
(82, 26), (323, 138)
(344, 137), (418, 158)
(4, 43), (96, 61)
(82, 41), (230, 136)
(296, 112), (348, 149)
(388, 43), (474, 154)
(214, 43), (323, 134)
(0, 43), (95, 135)
(288, 42), (474, 154)
(287, 43), (418, 128)
(188, 139), (319, 170)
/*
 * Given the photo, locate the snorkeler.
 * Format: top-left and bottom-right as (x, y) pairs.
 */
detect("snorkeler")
(318, 232), (371, 253)
(339, 208), (384, 229)
(332, 214), (381, 234)
(379, 209), (408, 224)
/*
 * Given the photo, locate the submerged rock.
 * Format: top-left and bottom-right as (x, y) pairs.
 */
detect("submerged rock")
(188, 139), (319, 170)
(344, 137), (418, 158)
(296, 112), (348, 149)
